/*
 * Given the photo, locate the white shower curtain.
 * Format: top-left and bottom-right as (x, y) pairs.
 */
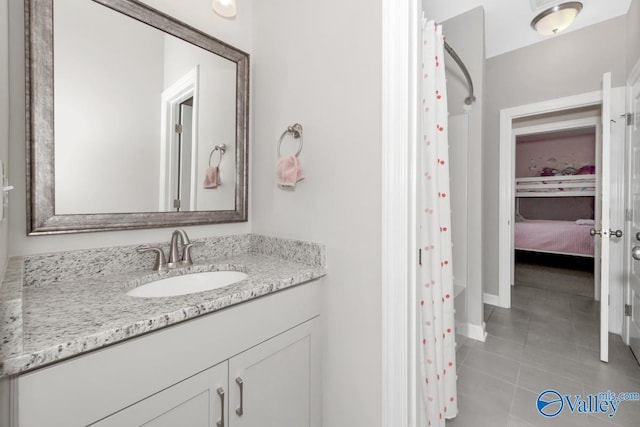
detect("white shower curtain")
(418, 19), (458, 426)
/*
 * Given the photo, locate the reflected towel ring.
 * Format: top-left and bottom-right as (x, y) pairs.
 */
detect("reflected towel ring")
(209, 144), (227, 167)
(277, 123), (304, 158)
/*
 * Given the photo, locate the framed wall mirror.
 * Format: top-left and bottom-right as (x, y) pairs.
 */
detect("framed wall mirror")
(25, 0), (249, 235)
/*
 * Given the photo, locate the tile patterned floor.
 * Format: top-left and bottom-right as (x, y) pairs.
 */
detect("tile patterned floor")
(448, 261), (640, 426)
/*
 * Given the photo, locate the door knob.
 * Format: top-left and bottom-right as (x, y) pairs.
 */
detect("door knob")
(633, 246), (640, 261)
(590, 229), (623, 238)
(636, 231), (640, 241)
(610, 229), (623, 238)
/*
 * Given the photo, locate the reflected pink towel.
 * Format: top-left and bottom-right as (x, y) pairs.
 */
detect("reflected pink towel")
(277, 155), (304, 187)
(203, 166), (221, 189)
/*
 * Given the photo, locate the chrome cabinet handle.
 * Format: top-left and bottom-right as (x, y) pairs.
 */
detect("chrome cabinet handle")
(216, 387), (225, 427)
(590, 228), (600, 236)
(636, 231), (640, 241)
(235, 377), (244, 416)
(632, 246), (640, 261)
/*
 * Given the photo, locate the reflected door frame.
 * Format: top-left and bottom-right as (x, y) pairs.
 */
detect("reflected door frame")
(159, 66), (200, 212)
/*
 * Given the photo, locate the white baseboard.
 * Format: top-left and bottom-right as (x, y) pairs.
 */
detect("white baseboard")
(455, 322), (468, 338)
(483, 293), (500, 306)
(465, 322), (487, 342)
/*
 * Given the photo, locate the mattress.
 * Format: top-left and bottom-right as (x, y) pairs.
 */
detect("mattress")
(514, 219), (594, 257)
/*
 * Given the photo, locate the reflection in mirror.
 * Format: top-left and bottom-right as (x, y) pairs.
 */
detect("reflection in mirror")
(174, 97), (194, 212)
(26, 0), (249, 234)
(54, 0), (237, 214)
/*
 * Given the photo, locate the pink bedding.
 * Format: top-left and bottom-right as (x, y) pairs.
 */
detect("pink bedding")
(514, 219), (594, 257)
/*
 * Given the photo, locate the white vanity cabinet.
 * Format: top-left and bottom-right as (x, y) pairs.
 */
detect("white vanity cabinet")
(94, 319), (320, 427)
(14, 280), (322, 427)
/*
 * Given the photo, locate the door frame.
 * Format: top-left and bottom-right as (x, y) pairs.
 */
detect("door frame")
(159, 66), (200, 211)
(623, 57), (640, 345)
(381, 0), (419, 425)
(498, 91), (604, 308)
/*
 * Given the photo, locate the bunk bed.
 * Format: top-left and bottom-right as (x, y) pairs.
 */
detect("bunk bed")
(514, 174), (596, 258)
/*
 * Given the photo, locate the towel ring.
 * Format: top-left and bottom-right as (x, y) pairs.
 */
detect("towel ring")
(209, 144), (227, 167)
(277, 123), (304, 158)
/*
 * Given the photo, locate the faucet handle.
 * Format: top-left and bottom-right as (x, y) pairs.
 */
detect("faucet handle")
(136, 246), (168, 271)
(181, 242), (203, 265)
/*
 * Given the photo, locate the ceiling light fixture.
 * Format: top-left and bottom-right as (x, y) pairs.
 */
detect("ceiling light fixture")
(212, 0), (236, 18)
(531, 1), (583, 35)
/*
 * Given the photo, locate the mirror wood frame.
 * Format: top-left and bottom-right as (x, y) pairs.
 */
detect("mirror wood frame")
(25, 0), (249, 235)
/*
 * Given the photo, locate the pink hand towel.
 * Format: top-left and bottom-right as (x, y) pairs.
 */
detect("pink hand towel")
(277, 155), (304, 187)
(203, 166), (221, 189)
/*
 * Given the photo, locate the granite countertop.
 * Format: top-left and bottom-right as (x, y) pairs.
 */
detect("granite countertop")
(0, 234), (326, 377)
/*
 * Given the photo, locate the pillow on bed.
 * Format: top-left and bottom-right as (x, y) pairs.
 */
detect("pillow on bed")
(576, 165), (595, 175)
(576, 219), (595, 226)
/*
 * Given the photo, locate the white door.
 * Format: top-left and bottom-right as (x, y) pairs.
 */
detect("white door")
(627, 62), (640, 361)
(229, 319), (320, 427)
(597, 72), (612, 362)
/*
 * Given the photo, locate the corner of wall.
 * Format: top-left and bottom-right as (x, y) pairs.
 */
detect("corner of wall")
(442, 6), (486, 332)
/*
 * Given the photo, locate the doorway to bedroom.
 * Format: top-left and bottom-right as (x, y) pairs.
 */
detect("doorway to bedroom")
(513, 122), (600, 308)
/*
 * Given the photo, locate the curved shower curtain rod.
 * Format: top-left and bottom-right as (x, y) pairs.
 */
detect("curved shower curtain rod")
(443, 41), (476, 106)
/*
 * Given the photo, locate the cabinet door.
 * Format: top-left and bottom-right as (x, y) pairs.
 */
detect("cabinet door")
(94, 362), (228, 427)
(229, 318), (321, 427)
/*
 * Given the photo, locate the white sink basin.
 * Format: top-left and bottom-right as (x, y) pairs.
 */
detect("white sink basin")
(127, 271), (248, 298)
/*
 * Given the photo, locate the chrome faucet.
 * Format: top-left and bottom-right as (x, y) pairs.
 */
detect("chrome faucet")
(169, 229), (188, 268)
(168, 229), (203, 268)
(137, 229), (202, 271)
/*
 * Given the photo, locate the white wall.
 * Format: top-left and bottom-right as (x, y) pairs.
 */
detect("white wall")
(250, 0), (382, 425)
(483, 16), (628, 295)
(8, 0), (253, 255)
(441, 7), (485, 338)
